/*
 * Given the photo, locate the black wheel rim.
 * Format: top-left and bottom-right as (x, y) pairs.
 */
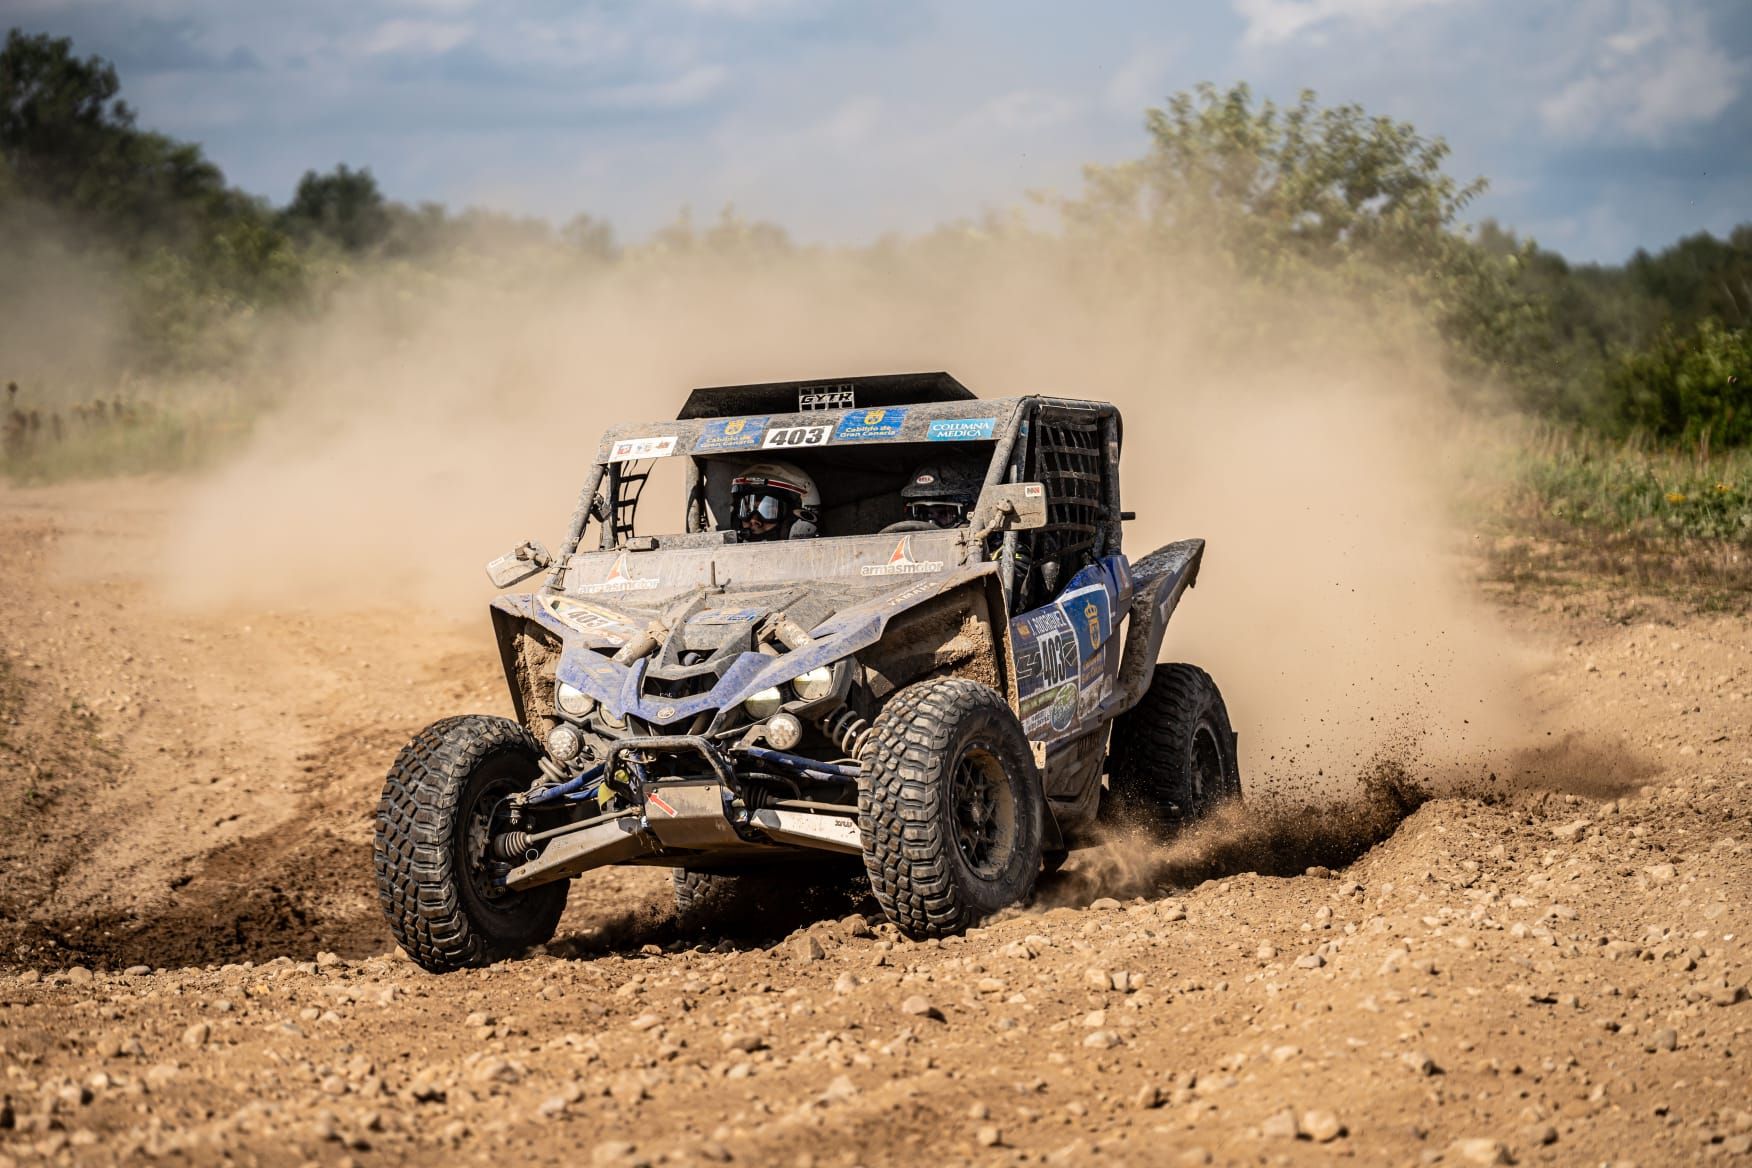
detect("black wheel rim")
(462, 765), (525, 909)
(950, 742), (1015, 880)
(1191, 722), (1224, 806)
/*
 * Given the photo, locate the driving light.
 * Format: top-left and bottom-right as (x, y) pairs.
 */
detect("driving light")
(546, 724), (583, 763)
(792, 664), (835, 702)
(556, 681), (595, 718)
(765, 712), (804, 750)
(744, 687), (783, 719)
(601, 706), (627, 729)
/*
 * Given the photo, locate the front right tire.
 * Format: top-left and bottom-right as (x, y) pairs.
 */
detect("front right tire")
(858, 678), (1044, 937)
(374, 715), (567, 972)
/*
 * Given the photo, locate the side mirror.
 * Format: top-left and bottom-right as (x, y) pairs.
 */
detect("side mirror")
(485, 540), (552, 588)
(973, 483), (1048, 533)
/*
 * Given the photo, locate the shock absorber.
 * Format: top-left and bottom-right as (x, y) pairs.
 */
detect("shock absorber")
(818, 704), (872, 757)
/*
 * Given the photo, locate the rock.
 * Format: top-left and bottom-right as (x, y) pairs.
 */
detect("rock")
(1449, 1137), (1509, 1165)
(592, 1141), (639, 1166)
(821, 1075), (858, 1102)
(1176, 1149), (1213, 1166)
(1084, 967), (1112, 992)
(1403, 1051), (1440, 1076)
(1650, 1028), (1678, 1052)
(1552, 819), (1590, 843)
(408, 1075), (446, 1103)
(901, 996), (944, 1022)
(1294, 954), (1325, 969)
(1644, 863), (1677, 882)
(1000, 941), (1036, 960)
(841, 914), (873, 938)
(720, 1032), (766, 1053)
(976, 977), (1005, 994)
(181, 1022), (210, 1048)
(1261, 1109), (1299, 1139)
(464, 1011), (494, 1027)
(976, 1125), (1003, 1147)
(1302, 1110), (1344, 1142)
(789, 934), (825, 962)
(833, 973), (862, 995)
(697, 1141), (733, 1163)
(124, 964), (151, 977)
(1134, 1084), (1164, 1109)
(1270, 1045), (1299, 1064)
(538, 1094), (570, 1118)
(1711, 985), (1748, 1007)
(1090, 897), (1122, 911)
(1082, 1030), (1121, 1049)
(1521, 1123), (1558, 1146)
(1160, 904), (1187, 923)
(629, 1014), (661, 1031)
(1082, 1010), (1107, 1028)
(65, 966), (94, 987)
(1257, 944), (1277, 960)
(471, 1057), (521, 1085)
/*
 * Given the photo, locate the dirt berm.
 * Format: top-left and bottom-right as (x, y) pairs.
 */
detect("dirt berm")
(1, 481), (1748, 1167)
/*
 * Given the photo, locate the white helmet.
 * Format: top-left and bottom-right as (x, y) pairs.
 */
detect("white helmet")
(730, 461), (820, 541)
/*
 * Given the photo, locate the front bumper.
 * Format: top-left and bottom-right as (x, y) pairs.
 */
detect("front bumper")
(501, 735), (863, 890)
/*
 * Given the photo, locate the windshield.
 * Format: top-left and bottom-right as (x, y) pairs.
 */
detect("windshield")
(596, 436), (999, 547)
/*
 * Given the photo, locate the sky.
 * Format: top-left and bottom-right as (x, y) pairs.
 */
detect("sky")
(9, 0), (1751, 262)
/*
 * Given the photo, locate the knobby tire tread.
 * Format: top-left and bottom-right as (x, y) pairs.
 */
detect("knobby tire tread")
(373, 714), (564, 973)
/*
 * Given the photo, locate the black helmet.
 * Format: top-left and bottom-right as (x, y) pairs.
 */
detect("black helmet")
(901, 457), (983, 528)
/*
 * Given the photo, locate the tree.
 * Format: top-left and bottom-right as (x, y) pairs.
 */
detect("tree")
(0, 29), (133, 209)
(281, 163), (389, 253)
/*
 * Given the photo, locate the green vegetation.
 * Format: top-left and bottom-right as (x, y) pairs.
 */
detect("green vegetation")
(1, 28), (1748, 562)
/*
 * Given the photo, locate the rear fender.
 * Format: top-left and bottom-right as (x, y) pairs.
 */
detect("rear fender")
(1112, 539), (1205, 714)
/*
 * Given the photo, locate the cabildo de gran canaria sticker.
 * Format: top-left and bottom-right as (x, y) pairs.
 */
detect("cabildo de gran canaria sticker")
(835, 408), (908, 441)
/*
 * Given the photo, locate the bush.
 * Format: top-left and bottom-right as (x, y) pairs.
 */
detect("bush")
(1604, 319), (1752, 449)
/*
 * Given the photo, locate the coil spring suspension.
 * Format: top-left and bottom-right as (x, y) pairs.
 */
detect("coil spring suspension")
(819, 705), (872, 756)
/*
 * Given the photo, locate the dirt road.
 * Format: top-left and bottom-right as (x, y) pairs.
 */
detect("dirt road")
(1, 481), (1748, 1166)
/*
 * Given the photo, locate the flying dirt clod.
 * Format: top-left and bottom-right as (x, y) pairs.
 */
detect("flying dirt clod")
(371, 372), (1244, 972)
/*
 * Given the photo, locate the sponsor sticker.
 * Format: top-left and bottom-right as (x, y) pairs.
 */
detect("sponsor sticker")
(762, 424), (832, 450)
(927, 417), (997, 442)
(695, 416), (769, 452)
(575, 552), (660, 594)
(834, 408), (908, 442)
(800, 385), (856, 410)
(608, 435), (678, 462)
(691, 607), (762, 624)
(860, 536), (945, 577)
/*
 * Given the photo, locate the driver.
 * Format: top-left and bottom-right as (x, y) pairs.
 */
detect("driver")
(731, 462), (820, 542)
(900, 456), (983, 528)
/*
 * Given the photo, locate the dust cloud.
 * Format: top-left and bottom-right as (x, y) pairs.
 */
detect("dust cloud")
(151, 228), (1541, 800)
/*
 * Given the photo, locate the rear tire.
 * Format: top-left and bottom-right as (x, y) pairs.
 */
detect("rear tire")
(672, 870), (786, 932)
(1106, 664), (1241, 830)
(374, 715), (567, 972)
(859, 678), (1044, 937)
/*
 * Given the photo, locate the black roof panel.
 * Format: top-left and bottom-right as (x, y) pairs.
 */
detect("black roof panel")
(677, 372), (976, 420)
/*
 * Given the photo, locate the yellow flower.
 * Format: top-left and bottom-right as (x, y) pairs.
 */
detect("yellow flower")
(1665, 492), (1687, 505)
(1715, 482), (1734, 494)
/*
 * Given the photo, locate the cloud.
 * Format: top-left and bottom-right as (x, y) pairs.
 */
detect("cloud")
(361, 18), (471, 56)
(1232, 0), (1466, 46)
(1538, 1), (1743, 143)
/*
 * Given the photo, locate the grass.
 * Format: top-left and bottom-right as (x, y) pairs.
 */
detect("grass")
(1, 395), (254, 483)
(1472, 425), (1752, 608)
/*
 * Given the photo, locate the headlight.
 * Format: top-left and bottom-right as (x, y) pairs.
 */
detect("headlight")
(546, 724), (583, 762)
(744, 687), (783, 719)
(556, 681), (595, 718)
(601, 706), (627, 729)
(792, 664), (835, 702)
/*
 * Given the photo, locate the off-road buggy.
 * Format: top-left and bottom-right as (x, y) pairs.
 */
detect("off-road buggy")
(374, 373), (1241, 972)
